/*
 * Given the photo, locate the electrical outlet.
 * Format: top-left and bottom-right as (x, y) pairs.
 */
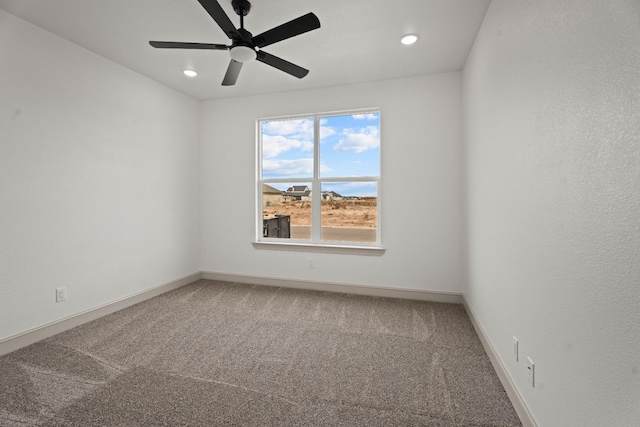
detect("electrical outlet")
(526, 357), (535, 387)
(512, 336), (519, 361)
(308, 258), (315, 269)
(55, 287), (67, 302)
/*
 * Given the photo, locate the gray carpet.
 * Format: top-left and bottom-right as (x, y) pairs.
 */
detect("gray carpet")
(0, 280), (521, 426)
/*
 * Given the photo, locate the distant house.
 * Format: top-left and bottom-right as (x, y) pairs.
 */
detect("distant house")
(283, 185), (311, 201)
(321, 191), (343, 201)
(280, 186), (344, 202)
(262, 184), (283, 206)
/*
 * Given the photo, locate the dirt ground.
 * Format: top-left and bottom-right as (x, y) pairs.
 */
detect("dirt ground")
(263, 199), (377, 228)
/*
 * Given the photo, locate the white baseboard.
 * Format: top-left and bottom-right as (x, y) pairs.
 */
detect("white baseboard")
(0, 272), (202, 357)
(201, 271), (463, 304)
(463, 296), (538, 427)
(0, 270), (533, 427)
(0, 271), (460, 357)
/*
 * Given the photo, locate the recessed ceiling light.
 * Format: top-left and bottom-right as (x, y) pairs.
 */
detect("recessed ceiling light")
(183, 69), (198, 77)
(401, 34), (419, 45)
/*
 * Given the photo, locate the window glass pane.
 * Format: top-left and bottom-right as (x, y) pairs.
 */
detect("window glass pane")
(261, 118), (314, 179)
(319, 112), (380, 178)
(262, 182), (312, 240)
(320, 182), (377, 243)
(259, 111), (381, 246)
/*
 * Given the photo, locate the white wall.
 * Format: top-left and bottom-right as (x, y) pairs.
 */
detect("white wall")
(463, 1), (640, 425)
(201, 74), (463, 293)
(0, 10), (201, 341)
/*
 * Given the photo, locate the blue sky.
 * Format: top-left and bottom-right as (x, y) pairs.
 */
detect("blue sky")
(261, 112), (380, 196)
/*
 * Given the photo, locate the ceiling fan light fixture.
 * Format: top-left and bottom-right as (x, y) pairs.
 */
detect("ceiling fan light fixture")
(182, 69), (198, 77)
(229, 45), (257, 63)
(401, 34), (419, 45)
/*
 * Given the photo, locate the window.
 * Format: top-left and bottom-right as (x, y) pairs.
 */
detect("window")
(258, 110), (381, 247)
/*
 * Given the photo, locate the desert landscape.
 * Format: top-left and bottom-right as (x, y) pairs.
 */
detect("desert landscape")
(263, 199), (377, 228)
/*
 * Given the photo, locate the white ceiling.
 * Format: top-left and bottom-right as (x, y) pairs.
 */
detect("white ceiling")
(0, 0), (491, 100)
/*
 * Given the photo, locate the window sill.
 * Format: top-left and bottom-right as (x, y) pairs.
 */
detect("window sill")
(252, 241), (386, 256)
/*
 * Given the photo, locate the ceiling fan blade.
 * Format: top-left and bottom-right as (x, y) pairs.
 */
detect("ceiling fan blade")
(149, 41), (228, 50)
(197, 0), (239, 39)
(256, 51), (309, 79)
(222, 59), (243, 86)
(252, 13), (320, 48)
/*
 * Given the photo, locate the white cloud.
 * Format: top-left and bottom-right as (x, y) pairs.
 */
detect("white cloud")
(320, 125), (336, 140)
(262, 159), (332, 176)
(262, 119), (313, 138)
(319, 162), (333, 174)
(263, 158), (314, 176)
(262, 135), (313, 158)
(352, 113), (378, 120)
(333, 126), (380, 153)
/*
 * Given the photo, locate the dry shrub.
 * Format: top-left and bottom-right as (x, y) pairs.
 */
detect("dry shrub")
(325, 200), (346, 209)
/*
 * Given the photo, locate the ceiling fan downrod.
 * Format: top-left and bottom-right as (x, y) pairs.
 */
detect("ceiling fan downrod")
(232, 0), (251, 29)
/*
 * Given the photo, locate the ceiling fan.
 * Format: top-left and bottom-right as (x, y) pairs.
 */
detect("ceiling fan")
(149, 0), (320, 86)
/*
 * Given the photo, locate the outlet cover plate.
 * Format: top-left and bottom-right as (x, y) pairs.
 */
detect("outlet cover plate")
(526, 357), (535, 387)
(56, 287), (67, 302)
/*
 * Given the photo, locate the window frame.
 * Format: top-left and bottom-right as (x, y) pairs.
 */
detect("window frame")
(256, 108), (383, 252)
